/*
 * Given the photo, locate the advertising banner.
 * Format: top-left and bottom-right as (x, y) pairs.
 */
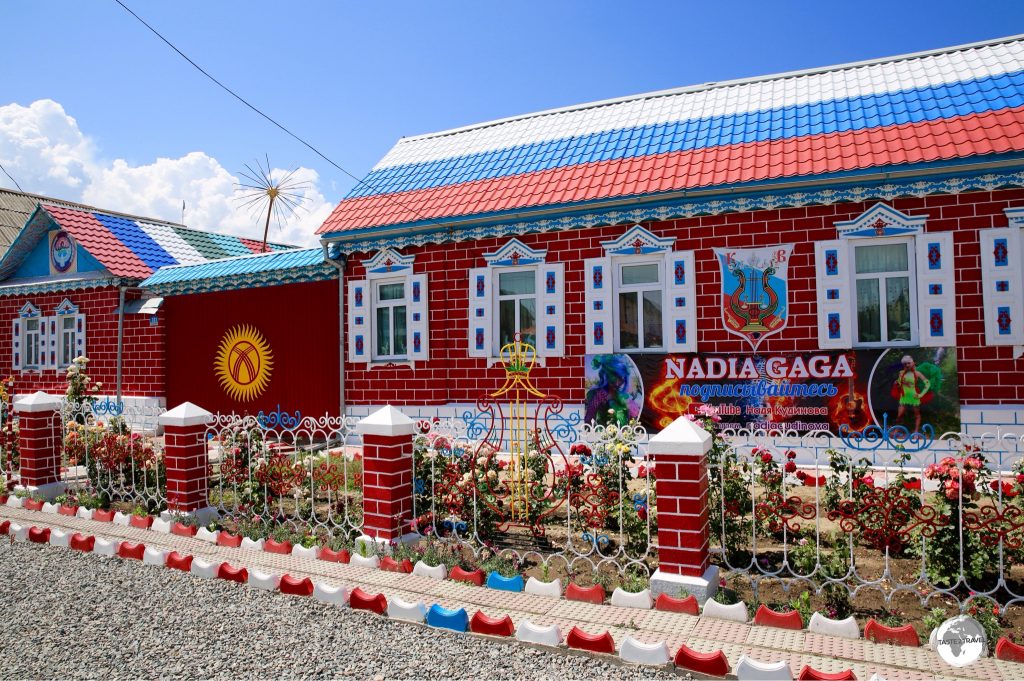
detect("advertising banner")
(584, 347), (959, 434)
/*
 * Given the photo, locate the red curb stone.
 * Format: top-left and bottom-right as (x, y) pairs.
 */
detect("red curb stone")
(450, 566), (484, 586)
(566, 583), (606, 605)
(23, 499), (43, 512)
(754, 604), (804, 630)
(93, 509), (116, 522)
(171, 522), (197, 537)
(318, 547), (350, 563)
(216, 531), (243, 548)
(997, 636), (1024, 662)
(129, 515), (154, 530)
(566, 626), (616, 654)
(58, 504), (79, 517)
(469, 611), (514, 637)
(70, 534), (95, 552)
(798, 665), (857, 680)
(28, 527), (50, 543)
(118, 542), (146, 560)
(655, 592), (699, 615)
(380, 556), (413, 573)
(864, 618), (919, 647)
(0, 520), (9, 535)
(263, 539), (292, 555)
(217, 563), (249, 584)
(349, 587), (387, 615)
(166, 552), (194, 571)
(279, 575), (314, 596)
(673, 644), (731, 677)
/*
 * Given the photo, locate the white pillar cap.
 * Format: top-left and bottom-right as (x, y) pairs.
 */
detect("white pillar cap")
(13, 391), (61, 413)
(648, 415), (712, 456)
(357, 404), (416, 437)
(159, 402), (213, 427)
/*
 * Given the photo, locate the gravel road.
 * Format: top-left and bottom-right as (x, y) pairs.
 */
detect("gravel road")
(0, 542), (682, 680)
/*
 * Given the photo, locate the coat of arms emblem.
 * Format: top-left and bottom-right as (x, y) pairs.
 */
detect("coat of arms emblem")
(714, 245), (793, 351)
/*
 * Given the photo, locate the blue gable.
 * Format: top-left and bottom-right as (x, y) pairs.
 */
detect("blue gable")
(12, 228), (107, 280)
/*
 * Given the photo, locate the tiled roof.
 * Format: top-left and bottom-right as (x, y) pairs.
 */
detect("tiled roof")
(319, 35), (1024, 236)
(139, 247), (334, 295)
(0, 204), (296, 282)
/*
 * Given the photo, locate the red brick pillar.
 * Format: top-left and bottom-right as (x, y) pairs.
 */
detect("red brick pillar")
(13, 391), (64, 499)
(356, 405), (415, 542)
(649, 415), (719, 602)
(158, 402), (214, 519)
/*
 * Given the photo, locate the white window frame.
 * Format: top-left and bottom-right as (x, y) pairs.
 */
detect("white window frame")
(850, 236), (918, 348)
(58, 313), (77, 368)
(493, 266), (538, 352)
(23, 316), (42, 370)
(612, 256), (665, 353)
(371, 277), (409, 362)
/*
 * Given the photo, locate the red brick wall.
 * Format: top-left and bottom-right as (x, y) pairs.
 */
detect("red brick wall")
(343, 187), (1024, 407)
(0, 286), (165, 398)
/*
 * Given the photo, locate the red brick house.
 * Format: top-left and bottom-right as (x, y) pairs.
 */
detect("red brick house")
(0, 199), (292, 410)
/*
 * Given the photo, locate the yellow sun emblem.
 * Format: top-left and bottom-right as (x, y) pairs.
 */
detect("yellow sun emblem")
(214, 325), (273, 402)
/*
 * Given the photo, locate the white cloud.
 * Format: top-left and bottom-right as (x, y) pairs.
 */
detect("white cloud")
(0, 99), (332, 247)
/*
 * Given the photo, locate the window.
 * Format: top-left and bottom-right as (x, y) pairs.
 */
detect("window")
(852, 239), (916, 346)
(60, 315), (76, 367)
(497, 269), (536, 347)
(24, 318), (41, 368)
(616, 261), (663, 351)
(374, 280), (407, 360)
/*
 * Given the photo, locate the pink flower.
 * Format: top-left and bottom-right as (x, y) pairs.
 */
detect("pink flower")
(861, 475), (874, 488)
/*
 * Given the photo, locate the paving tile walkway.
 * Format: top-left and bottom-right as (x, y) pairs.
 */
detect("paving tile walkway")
(2, 506), (1019, 681)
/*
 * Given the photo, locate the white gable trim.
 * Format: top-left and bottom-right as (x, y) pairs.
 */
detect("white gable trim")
(835, 202), (926, 238)
(482, 238), (547, 266)
(18, 302), (40, 318)
(601, 224), (675, 256)
(364, 248), (415, 278)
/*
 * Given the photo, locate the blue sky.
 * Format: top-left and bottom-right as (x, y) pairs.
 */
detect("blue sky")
(1, 1), (1022, 244)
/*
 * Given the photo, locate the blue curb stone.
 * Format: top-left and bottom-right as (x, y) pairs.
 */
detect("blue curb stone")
(426, 604), (469, 632)
(485, 572), (524, 592)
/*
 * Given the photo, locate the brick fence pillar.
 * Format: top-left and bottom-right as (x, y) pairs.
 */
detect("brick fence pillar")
(13, 391), (64, 500)
(158, 402), (215, 521)
(649, 415), (719, 603)
(356, 405), (416, 543)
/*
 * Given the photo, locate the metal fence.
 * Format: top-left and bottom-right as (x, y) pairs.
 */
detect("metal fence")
(205, 408), (364, 539)
(709, 421), (1024, 612)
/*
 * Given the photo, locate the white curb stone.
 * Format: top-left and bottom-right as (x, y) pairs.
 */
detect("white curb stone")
(867, 675), (889, 681)
(6, 496), (22, 509)
(702, 599), (749, 623)
(610, 587), (653, 610)
(515, 620), (562, 647)
(736, 654), (793, 680)
(808, 612), (860, 639)
(113, 512), (131, 526)
(312, 582), (348, 607)
(387, 596), (428, 623)
(350, 553), (380, 569)
(249, 569), (281, 591)
(195, 527), (218, 543)
(76, 507), (91, 520)
(49, 529), (72, 548)
(8, 520), (26, 540)
(41, 502), (59, 514)
(412, 561), (447, 580)
(9, 523), (27, 542)
(618, 637), (671, 666)
(190, 558), (221, 579)
(143, 547), (169, 567)
(151, 518), (172, 533)
(240, 537), (264, 552)
(94, 538), (120, 556)
(291, 545), (319, 560)
(525, 577), (562, 598)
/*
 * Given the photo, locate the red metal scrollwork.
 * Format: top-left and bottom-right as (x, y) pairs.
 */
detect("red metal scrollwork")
(827, 486), (949, 553)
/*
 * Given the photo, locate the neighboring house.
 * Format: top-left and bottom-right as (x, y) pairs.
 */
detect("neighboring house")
(144, 35), (1024, 436)
(0, 201), (294, 410)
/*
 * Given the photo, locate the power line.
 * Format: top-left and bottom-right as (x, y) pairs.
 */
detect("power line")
(0, 162), (24, 192)
(112, 0), (445, 232)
